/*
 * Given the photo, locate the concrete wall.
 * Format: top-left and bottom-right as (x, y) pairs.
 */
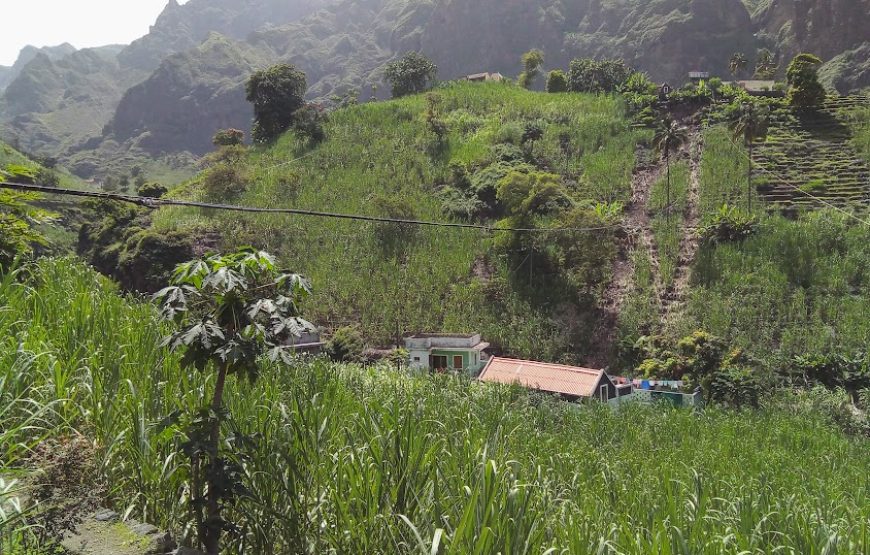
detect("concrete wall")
(405, 334), (481, 350)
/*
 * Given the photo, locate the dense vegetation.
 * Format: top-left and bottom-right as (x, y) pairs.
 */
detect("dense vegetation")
(2, 258), (869, 554)
(144, 82), (642, 362)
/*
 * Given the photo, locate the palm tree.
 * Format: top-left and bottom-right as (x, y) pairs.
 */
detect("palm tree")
(653, 117), (689, 221)
(729, 52), (748, 79)
(729, 102), (770, 211)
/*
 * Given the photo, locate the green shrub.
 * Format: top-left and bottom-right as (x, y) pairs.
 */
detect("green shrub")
(545, 70), (568, 93)
(326, 326), (365, 362)
(699, 205), (759, 244)
(137, 182), (168, 199)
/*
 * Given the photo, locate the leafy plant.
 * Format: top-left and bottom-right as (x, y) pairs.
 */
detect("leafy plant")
(154, 249), (313, 554)
(699, 205), (759, 244)
(0, 189), (57, 268)
(326, 326), (365, 363)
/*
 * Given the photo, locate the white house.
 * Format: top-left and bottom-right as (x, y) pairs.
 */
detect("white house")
(404, 333), (490, 373)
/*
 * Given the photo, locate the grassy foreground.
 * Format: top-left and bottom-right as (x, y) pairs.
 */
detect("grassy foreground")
(2, 258), (869, 554)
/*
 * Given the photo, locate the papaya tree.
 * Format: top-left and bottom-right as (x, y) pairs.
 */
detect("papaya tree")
(155, 248), (314, 555)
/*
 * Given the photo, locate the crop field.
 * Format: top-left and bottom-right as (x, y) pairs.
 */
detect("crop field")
(753, 96), (870, 209)
(1, 258), (869, 554)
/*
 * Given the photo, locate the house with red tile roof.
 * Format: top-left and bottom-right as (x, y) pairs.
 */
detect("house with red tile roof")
(478, 357), (628, 402)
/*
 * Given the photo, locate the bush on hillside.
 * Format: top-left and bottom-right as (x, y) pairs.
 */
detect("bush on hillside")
(699, 205), (759, 244)
(545, 70), (568, 93)
(293, 104), (328, 144)
(137, 182), (168, 199)
(246, 64), (308, 143)
(326, 326), (365, 362)
(567, 58), (632, 94)
(212, 128), (245, 147)
(370, 194), (418, 258)
(787, 53), (826, 108)
(383, 52), (437, 98)
(203, 163), (249, 201)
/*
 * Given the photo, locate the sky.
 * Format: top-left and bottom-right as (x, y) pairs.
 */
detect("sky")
(0, 0), (189, 66)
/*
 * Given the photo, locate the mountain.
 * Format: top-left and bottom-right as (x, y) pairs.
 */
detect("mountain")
(0, 43), (77, 91)
(107, 34), (271, 156)
(0, 66), (11, 91)
(0, 45), (144, 157)
(2, 0), (868, 177)
(752, 0), (870, 63)
(118, 0), (334, 71)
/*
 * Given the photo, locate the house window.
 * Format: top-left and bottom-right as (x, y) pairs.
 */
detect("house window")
(413, 357), (420, 362)
(432, 355), (448, 371)
(453, 355), (464, 369)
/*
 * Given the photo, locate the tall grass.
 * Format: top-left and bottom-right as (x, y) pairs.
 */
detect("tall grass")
(680, 210), (870, 360)
(2, 258), (869, 553)
(150, 83), (642, 360)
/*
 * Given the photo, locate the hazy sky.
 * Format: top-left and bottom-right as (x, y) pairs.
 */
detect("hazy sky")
(0, 0), (189, 66)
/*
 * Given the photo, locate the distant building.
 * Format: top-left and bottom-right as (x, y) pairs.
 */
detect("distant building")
(466, 72), (505, 83)
(730, 80), (783, 97)
(659, 82), (673, 99)
(688, 71), (710, 82)
(288, 331), (325, 355)
(405, 333), (490, 373)
(478, 357), (622, 402)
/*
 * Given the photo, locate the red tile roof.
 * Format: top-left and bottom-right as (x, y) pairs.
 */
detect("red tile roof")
(478, 357), (608, 398)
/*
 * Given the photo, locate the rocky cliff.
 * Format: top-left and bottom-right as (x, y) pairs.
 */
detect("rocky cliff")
(753, 0), (870, 62)
(108, 34), (270, 156)
(118, 0), (332, 71)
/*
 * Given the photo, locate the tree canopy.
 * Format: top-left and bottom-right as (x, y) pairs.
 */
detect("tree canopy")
(383, 52), (437, 98)
(787, 53), (826, 108)
(567, 58), (632, 94)
(246, 64), (308, 143)
(519, 49), (544, 89)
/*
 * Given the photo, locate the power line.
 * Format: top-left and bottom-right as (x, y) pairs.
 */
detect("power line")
(0, 181), (622, 234)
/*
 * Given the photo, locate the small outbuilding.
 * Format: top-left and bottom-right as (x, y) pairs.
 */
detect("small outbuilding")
(478, 357), (619, 402)
(405, 333), (490, 373)
(466, 72), (505, 83)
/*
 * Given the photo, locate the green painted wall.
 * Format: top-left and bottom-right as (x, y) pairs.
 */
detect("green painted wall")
(430, 349), (476, 369)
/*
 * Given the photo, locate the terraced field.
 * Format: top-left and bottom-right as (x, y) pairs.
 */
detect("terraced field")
(754, 95), (870, 209)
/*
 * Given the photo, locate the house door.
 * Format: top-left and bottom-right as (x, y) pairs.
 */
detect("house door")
(432, 355), (448, 372)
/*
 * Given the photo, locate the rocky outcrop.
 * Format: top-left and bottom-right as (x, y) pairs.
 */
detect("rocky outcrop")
(753, 0), (870, 62)
(820, 43), (870, 95)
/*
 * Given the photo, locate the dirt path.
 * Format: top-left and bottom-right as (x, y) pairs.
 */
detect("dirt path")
(661, 129), (703, 324)
(586, 149), (665, 367)
(587, 125), (704, 367)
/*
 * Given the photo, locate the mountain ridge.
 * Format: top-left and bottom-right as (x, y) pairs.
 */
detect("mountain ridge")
(1, 0), (867, 178)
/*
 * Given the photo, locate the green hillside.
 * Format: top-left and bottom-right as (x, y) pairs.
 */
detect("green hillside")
(150, 82), (644, 362)
(2, 258), (868, 554)
(86, 82), (870, 376)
